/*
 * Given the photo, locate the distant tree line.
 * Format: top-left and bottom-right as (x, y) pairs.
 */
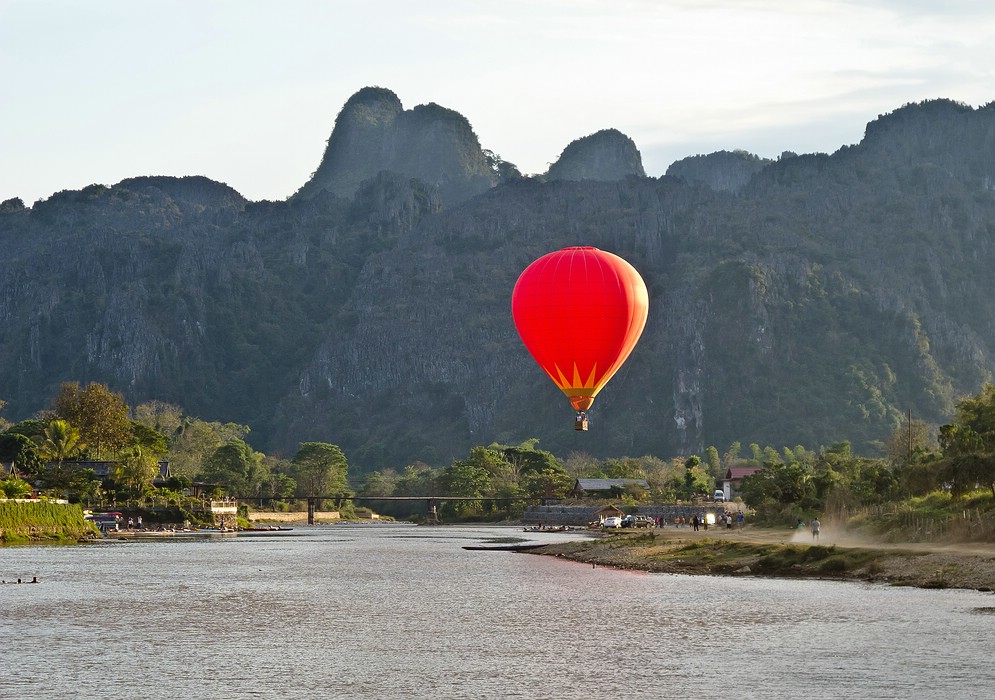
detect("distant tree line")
(4, 380), (995, 525)
(0, 383), (346, 512)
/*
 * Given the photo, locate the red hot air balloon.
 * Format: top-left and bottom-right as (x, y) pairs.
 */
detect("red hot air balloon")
(511, 246), (649, 430)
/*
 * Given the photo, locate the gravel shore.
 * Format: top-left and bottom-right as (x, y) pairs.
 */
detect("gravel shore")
(526, 525), (995, 592)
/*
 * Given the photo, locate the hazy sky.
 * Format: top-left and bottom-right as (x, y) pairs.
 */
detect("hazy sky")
(3, 0), (994, 205)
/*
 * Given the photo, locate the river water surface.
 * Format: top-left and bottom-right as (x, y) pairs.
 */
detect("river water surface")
(2, 524), (994, 699)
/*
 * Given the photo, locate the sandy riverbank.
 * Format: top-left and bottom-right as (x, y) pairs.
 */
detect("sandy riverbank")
(526, 525), (995, 592)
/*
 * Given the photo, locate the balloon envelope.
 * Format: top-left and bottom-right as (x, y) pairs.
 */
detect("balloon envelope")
(511, 246), (649, 412)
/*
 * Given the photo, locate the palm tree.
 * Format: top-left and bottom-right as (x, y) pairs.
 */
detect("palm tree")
(37, 419), (87, 495)
(38, 419), (85, 464)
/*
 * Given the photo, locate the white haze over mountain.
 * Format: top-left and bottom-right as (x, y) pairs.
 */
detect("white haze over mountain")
(2, 0), (994, 205)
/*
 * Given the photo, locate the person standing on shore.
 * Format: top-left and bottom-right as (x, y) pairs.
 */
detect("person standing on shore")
(811, 517), (821, 541)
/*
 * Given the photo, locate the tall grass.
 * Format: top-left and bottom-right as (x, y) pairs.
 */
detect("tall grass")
(0, 501), (97, 543)
(846, 489), (995, 542)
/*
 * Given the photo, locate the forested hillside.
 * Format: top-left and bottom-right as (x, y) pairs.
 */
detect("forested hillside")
(2, 89), (994, 471)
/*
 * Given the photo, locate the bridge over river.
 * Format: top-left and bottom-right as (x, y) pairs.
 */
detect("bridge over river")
(237, 494), (537, 525)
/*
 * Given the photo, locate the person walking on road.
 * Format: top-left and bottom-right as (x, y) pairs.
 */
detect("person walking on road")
(811, 517), (821, 541)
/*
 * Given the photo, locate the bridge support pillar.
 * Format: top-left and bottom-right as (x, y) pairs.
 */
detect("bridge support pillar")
(426, 498), (441, 525)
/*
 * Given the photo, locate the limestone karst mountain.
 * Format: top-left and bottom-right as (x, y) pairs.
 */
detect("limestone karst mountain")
(295, 86), (504, 207)
(666, 150), (772, 193)
(545, 128), (646, 182)
(3, 93), (995, 471)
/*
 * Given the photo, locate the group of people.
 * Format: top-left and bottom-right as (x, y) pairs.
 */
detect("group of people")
(719, 512), (743, 529)
(673, 512), (745, 531)
(796, 517), (822, 540)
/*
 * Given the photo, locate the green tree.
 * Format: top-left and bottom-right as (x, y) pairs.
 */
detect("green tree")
(394, 462), (437, 496)
(935, 385), (995, 496)
(783, 445), (814, 464)
(114, 445), (161, 499)
(437, 460), (492, 515)
(749, 443), (763, 463)
(38, 419), (85, 465)
(680, 455), (710, 499)
(34, 420), (100, 500)
(130, 421), (169, 457)
(132, 400), (183, 439)
(597, 457), (645, 479)
(260, 471), (296, 500)
(883, 418), (935, 464)
(723, 441), (742, 468)
(943, 453), (995, 497)
(844, 457), (898, 505)
(360, 469), (398, 498)
(438, 461), (491, 498)
(520, 465), (573, 500)
(291, 442), (348, 497)
(256, 455), (296, 501)
(68, 467), (103, 504)
(893, 452), (940, 497)
(944, 384), (995, 448)
(739, 461), (812, 514)
(0, 477), (32, 498)
(490, 440), (571, 499)
(49, 382), (131, 459)
(168, 418), (249, 477)
(35, 419), (90, 498)
(562, 451), (599, 477)
(0, 432), (42, 475)
(635, 455), (679, 497)
(464, 446), (515, 487)
(705, 445), (722, 480)
(201, 439), (264, 495)
(5, 419), (46, 442)
(495, 441), (565, 482)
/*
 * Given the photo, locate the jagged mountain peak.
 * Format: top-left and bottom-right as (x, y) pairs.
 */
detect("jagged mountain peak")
(858, 98), (995, 164)
(864, 98), (975, 138)
(545, 128), (646, 182)
(5, 94), (995, 469)
(666, 150), (772, 193)
(115, 175), (247, 208)
(344, 85), (403, 108)
(295, 87), (500, 207)
(336, 86), (404, 129)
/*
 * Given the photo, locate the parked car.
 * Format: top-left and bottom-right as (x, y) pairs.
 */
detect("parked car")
(602, 516), (623, 528)
(622, 515), (656, 528)
(714, 490), (726, 502)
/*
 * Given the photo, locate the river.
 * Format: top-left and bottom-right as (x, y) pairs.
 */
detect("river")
(2, 524), (994, 699)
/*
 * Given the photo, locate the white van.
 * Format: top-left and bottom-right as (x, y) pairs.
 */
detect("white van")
(714, 490), (726, 502)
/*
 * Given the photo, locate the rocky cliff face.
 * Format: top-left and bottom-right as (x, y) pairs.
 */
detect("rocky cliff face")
(545, 128), (646, 182)
(295, 87), (501, 207)
(666, 150), (772, 193)
(3, 95), (995, 470)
